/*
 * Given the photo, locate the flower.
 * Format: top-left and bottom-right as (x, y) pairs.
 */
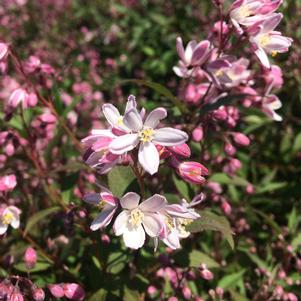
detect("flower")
(24, 247), (37, 269)
(173, 37), (212, 78)
(0, 174), (17, 192)
(249, 13), (293, 68)
(109, 107), (188, 175)
(0, 206), (21, 235)
(63, 283), (85, 301)
(83, 186), (119, 231)
(0, 43), (8, 60)
(113, 192), (165, 249)
(8, 88), (38, 109)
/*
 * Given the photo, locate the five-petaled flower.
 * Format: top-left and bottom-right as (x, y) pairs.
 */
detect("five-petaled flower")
(0, 205), (21, 235)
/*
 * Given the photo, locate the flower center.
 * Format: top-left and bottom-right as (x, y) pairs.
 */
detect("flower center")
(97, 200), (106, 209)
(116, 117), (124, 126)
(129, 208), (144, 227)
(259, 34), (271, 47)
(165, 216), (174, 231)
(238, 6), (251, 18)
(2, 212), (14, 225)
(139, 127), (155, 143)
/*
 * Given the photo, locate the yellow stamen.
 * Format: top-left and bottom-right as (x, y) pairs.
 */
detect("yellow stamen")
(129, 208), (144, 226)
(116, 117), (124, 126)
(139, 128), (155, 143)
(259, 34), (271, 47)
(271, 51), (278, 57)
(2, 212), (14, 225)
(238, 6), (251, 18)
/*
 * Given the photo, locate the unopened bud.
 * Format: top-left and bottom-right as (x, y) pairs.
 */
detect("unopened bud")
(63, 283), (85, 301)
(192, 127), (203, 142)
(24, 247), (37, 270)
(32, 288), (45, 301)
(48, 284), (64, 298)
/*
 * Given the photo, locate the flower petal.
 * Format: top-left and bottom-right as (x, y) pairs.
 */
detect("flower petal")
(144, 108), (167, 128)
(139, 194), (167, 212)
(83, 193), (100, 205)
(138, 142), (159, 175)
(142, 213), (163, 237)
(153, 128), (188, 146)
(123, 108), (143, 132)
(90, 206), (117, 231)
(102, 104), (121, 126)
(113, 211), (129, 236)
(109, 133), (139, 155)
(0, 223), (8, 235)
(125, 95), (137, 112)
(176, 37), (186, 62)
(120, 192), (140, 210)
(254, 48), (270, 69)
(123, 225), (145, 249)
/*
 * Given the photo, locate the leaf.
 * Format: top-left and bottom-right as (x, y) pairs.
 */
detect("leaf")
(24, 206), (61, 235)
(188, 250), (220, 268)
(229, 289), (250, 301)
(124, 287), (140, 301)
(292, 233), (301, 251)
(186, 210), (234, 249)
(89, 289), (107, 301)
(14, 261), (51, 273)
(218, 270), (246, 289)
(120, 79), (188, 114)
(108, 166), (136, 198)
(107, 252), (128, 274)
(173, 174), (190, 200)
(209, 173), (248, 186)
(255, 182), (287, 194)
(288, 207), (297, 232)
(293, 133), (301, 153)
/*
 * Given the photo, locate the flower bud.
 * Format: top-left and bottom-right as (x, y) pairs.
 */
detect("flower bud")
(221, 201), (232, 215)
(0, 43), (8, 60)
(216, 287), (224, 298)
(24, 247), (37, 270)
(169, 143), (191, 158)
(32, 288), (45, 301)
(63, 283), (85, 301)
(168, 297), (178, 301)
(246, 184), (254, 194)
(224, 143), (236, 156)
(182, 286), (191, 300)
(8, 88), (28, 108)
(200, 268), (214, 280)
(232, 132), (250, 146)
(48, 284), (64, 298)
(192, 127), (203, 142)
(147, 286), (157, 297)
(9, 292), (24, 301)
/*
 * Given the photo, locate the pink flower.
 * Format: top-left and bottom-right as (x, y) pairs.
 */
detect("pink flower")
(0, 206), (21, 235)
(221, 201), (232, 215)
(249, 13), (293, 68)
(83, 187), (119, 231)
(24, 247), (37, 269)
(173, 37), (212, 78)
(109, 107), (188, 175)
(113, 192), (165, 249)
(32, 288), (45, 301)
(63, 283), (85, 301)
(8, 292), (24, 301)
(184, 83), (211, 104)
(232, 132), (250, 146)
(48, 284), (64, 298)
(192, 127), (203, 142)
(200, 265), (214, 280)
(171, 159), (209, 184)
(0, 174), (17, 192)
(0, 42), (8, 60)
(263, 65), (283, 89)
(8, 88), (38, 109)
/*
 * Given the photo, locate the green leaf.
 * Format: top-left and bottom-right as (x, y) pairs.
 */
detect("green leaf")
(107, 252), (128, 274)
(209, 173), (248, 186)
(89, 289), (107, 301)
(255, 182), (287, 194)
(108, 166), (135, 198)
(188, 250), (220, 268)
(218, 270), (246, 289)
(24, 206), (61, 235)
(14, 260), (51, 273)
(186, 210), (234, 249)
(229, 289), (250, 301)
(173, 174), (190, 200)
(120, 79), (188, 114)
(124, 287), (140, 301)
(288, 207), (297, 232)
(292, 233), (301, 251)
(293, 133), (301, 153)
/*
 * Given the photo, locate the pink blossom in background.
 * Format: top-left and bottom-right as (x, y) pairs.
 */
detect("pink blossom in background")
(0, 174), (17, 192)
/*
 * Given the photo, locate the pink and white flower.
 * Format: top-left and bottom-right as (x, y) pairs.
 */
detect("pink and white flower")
(83, 187), (119, 231)
(173, 37), (212, 78)
(0, 205), (21, 235)
(113, 192), (165, 249)
(109, 107), (188, 175)
(8, 88), (38, 109)
(249, 13), (293, 68)
(0, 43), (8, 61)
(0, 174), (17, 192)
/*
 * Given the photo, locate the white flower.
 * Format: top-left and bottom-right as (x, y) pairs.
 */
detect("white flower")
(0, 206), (21, 235)
(108, 107), (188, 175)
(113, 192), (165, 249)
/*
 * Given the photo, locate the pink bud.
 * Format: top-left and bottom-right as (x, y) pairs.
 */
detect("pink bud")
(232, 132), (250, 146)
(147, 286), (157, 297)
(9, 88), (28, 108)
(200, 268), (214, 280)
(63, 283), (85, 301)
(246, 184), (254, 194)
(169, 143), (191, 158)
(182, 286), (191, 300)
(192, 127), (203, 142)
(216, 287), (224, 297)
(24, 247), (37, 269)
(0, 43), (8, 60)
(48, 284), (64, 298)
(32, 288), (45, 301)
(287, 293), (298, 301)
(9, 292), (24, 301)
(168, 297), (178, 301)
(5, 143), (15, 156)
(224, 143), (236, 156)
(221, 201), (232, 215)
(101, 234), (110, 244)
(27, 93), (38, 107)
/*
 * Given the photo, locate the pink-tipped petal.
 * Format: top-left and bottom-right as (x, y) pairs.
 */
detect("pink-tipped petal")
(102, 104), (121, 126)
(144, 108), (167, 128)
(153, 128), (188, 146)
(109, 133), (139, 154)
(120, 192), (140, 210)
(139, 194), (167, 212)
(90, 206), (116, 230)
(123, 108), (143, 132)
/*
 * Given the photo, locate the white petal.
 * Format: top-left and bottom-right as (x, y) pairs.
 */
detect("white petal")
(162, 230), (181, 249)
(125, 95), (137, 112)
(102, 104), (121, 126)
(123, 225), (145, 249)
(144, 108), (167, 128)
(153, 127), (188, 146)
(83, 193), (100, 205)
(142, 213), (163, 237)
(109, 133), (139, 154)
(138, 142), (159, 175)
(113, 211), (129, 236)
(123, 108), (143, 132)
(10, 218), (20, 229)
(0, 223), (8, 235)
(90, 206), (116, 230)
(139, 194), (167, 212)
(120, 192), (140, 210)
(255, 48), (270, 69)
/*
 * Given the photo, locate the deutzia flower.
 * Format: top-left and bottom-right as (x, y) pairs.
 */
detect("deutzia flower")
(0, 205), (21, 235)
(109, 107), (188, 175)
(113, 192), (165, 249)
